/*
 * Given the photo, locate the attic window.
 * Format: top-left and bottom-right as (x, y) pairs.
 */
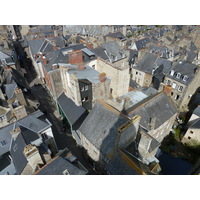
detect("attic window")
(176, 73), (181, 79)
(183, 75), (188, 82)
(170, 70), (175, 76)
(63, 169), (70, 175)
(0, 140), (7, 147)
(1, 59), (7, 65)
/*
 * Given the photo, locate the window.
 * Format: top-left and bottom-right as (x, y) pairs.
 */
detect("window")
(42, 133), (48, 140)
(183, 75), (188, 82)
(178, 86), (183, 92)
(136, 71), (138, 75)
(81, 87), (84, 92)
(85, 96), (89, 102)
(0, 140), (7, 147)
(170, 70), (175, 76)
(85, 85), (88, 91)
(166, 80), (171, 85)
(171, 92), (174, 96)
(82, 97), (86, 102)
(172, 82), (177, 89)
(0, 115), (5, 121)
(1, 59), (7, 65)
(92, 65), (95, 69)
(190, 131), (193, 134)
(188, 136), (191, 140)
(175, 94), (180, 101)
(63, 169), (70, 175)
(176, 73), (181, 79)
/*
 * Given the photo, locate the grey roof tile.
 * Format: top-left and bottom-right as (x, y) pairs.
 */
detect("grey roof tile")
(57, 92), (87, 129)
(125, 92), (177, 130)
(3, 83), (17, 100)
(36, 156), (87, 175)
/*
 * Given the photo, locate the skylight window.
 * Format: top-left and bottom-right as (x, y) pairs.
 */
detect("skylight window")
(0, 140), (7, 147)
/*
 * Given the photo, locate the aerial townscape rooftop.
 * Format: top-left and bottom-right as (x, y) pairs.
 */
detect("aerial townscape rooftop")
(1, 25), (200, 176)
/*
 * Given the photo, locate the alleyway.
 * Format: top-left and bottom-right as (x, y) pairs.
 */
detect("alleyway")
(13, 41), (97, 175)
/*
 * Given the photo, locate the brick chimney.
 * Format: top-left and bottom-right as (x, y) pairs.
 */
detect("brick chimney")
(23, 144), (44, 171)
(68, 49), (83, 65)
(51, 40), (57, 51)
(99, 72), (107, 82)
(42, 56), (48, 65)
(164, 85), (172, 96)
(78, 62), (85, 70)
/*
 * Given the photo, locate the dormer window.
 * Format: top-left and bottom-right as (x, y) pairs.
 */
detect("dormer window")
(176, 73), (181, 79)
(170, 70), (175, 76)
(183, 75), (188, 82)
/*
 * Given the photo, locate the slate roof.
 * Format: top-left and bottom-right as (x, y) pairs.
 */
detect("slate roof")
(190, 118), (200, 129)
(28, 36), (65, 56)
(35, 156), (87, 175)
(10, 133), (28, 174)
(165, 61), (199, 86)
(134, 52), (158, 74)
(193, 106), (200, 117)
(64, 25), (110, 36)
(57, 92), (87, 129)
(125, 92), (177, 131)
(186, 51), (197, 63)
(3, 83), (17, 100)
(149, 45), (170, 59)
(100, 41), (127, 63)
(79, 100), (134, 158)
(105, 32), (126, 40)
(0, 111), (51, 156)
(131, 37), (151, 50)
(0, 50), (15, 66)
(128, 49), (138, 65)
(42, 44), (96, 72)
(104, 151), (139, 175)
(154, 58), (172, 74)
(92, 47), (109, 61)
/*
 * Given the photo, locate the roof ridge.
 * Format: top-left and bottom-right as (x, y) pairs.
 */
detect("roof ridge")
(127, 91), (165, 115)
(97, 99), (131, 121)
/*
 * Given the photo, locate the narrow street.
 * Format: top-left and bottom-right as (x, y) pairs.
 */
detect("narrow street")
(13, 41), (97, 175)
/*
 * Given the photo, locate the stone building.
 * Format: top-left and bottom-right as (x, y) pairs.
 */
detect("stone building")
(93, 41), (130, 98)
(60, 50), (110, 111)
(163, 61), (200, 111)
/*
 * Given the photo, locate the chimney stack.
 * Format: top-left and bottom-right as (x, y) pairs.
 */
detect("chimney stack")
(123, 97), (131, 110)
(99, 72), (107, 82)
(42, 56), (48, 65)
(51, 40), (57, 51)
(78, 62), (85, 70)
(68, 49), (83, 65)
(164, 85), (172, 96)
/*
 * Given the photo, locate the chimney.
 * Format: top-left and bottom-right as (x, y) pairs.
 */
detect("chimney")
(14, 88), (27, 105)
(116, 97), (123, 103)
(78, 62), (85, 70)
(51, 40), (57, 51)
(42, 56), (48, 65)
(123, 97), (131, 110)
(68, 49), (83, 65)
(164, 85), (172, 96)
(23, 144), (44, 171)
(99, 72), (107, 82)
(10, 127), (21, 139)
